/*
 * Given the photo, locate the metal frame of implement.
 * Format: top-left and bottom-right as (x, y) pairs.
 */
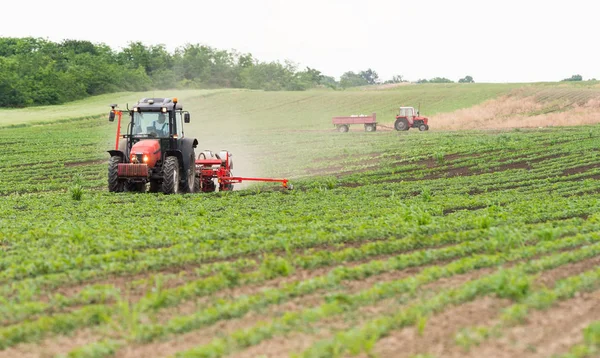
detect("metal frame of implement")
(195, 152), (290, 191)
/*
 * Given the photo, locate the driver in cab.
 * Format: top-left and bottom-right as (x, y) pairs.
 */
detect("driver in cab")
(152, 113), (168, 136)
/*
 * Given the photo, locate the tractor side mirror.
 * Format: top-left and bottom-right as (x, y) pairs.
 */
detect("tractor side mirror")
(109, 104), (118, 122)
(417, 111), (420, 116)
(184, 112), (191, 123)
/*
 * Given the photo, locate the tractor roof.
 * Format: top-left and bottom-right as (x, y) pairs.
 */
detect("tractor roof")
(133, 98), (183, 111)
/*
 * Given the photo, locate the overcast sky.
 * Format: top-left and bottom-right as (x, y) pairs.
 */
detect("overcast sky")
(2, 0), (599, 83)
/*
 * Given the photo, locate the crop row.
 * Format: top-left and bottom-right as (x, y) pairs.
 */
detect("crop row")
(48, 231), (600, 358)
(171, 239), (600, 357)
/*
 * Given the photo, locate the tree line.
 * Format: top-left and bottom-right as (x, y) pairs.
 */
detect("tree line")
(0, 38), (331, 107)
(0, 37), (492, 108)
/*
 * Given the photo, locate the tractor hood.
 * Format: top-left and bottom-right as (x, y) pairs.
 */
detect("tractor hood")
(130, 140), (161, 167)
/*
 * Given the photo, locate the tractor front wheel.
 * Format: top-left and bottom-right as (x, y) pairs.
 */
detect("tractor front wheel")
(425, 125), (430, 131)
(162, 156), (180, 194)
(108, 156), (124, 192)
(394, 118), (409, 131)
(418, 124), (427, 131)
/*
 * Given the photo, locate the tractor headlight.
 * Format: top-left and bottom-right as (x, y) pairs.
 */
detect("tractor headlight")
(143, 155), (149, 163)
(161, 107), (167, 113)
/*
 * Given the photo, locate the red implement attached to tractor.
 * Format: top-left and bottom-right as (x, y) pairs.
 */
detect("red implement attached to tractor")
(194, 150), (290, 192)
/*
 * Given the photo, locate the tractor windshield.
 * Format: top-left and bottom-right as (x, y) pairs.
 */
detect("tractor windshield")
(131, 112), (170, 137)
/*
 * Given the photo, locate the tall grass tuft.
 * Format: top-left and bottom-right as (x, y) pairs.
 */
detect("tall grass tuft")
(70, 174), (84, 201)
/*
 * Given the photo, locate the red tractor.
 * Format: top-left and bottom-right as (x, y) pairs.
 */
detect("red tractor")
(107, 97), (289, 194)
(107, 97), (198, 194)
(394, 106), (429, 131)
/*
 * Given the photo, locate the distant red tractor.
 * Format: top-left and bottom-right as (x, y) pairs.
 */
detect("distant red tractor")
(394, 106), (429, 131)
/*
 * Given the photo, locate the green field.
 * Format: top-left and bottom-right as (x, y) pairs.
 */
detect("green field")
(1, 83), (600, 358)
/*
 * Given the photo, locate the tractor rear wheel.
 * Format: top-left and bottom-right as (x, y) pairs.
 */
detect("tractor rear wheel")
(108, 156), (124, 192)
(418, 124), (427, 131)
(162, 156), (180, 194)
(338, 125), (349, 133)
(394, 118), (409, 131)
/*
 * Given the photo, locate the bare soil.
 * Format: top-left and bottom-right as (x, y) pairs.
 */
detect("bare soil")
(368, 296), (512, 358)
(366, 256), (600, 358)
(0, 329), (101, 358)
(451, 290), (600, 358)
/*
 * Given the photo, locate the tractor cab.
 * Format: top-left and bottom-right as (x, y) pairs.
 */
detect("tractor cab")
(399, 107), (418, 118)
(129, 97), (189, 139)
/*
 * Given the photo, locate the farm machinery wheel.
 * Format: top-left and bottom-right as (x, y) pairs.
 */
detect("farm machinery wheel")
(202, 179), (216, 192)
(161, 156), (180, 194)
(425, 125), (430, 131)
(108, 156), (124, 192)
(338, 125), (349, 133)
(193, 175), (201, 192)
(418, 124), (427, 131)
(365, 124), (376, 132)
(394, 118), (409, 131)
(182, 151), (198, 193)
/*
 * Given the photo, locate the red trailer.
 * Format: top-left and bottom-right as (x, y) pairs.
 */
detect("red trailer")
(332, 112), (377, 133)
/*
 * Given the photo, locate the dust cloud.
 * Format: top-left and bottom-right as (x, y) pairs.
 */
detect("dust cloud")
(184, 104), (266, 190)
